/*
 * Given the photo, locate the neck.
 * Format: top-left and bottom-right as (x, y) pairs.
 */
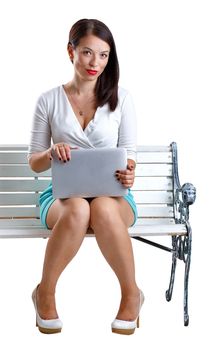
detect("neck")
(71, 75), (96, 96)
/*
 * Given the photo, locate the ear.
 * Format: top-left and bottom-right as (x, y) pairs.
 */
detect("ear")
(67, 42), (74, 62)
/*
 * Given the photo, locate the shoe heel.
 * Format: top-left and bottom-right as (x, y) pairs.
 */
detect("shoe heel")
(137, 316), (140, 328)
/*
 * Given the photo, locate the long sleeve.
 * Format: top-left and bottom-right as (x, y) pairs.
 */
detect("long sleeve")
(27, 94), (51, 159)
(118, 92), (137, 162)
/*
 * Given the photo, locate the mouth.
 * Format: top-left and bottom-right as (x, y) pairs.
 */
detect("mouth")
(86, 69), (98, 76)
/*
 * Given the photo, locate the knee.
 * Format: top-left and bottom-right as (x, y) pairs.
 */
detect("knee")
(89, 198), (120, 231)
(60, 198), (90, 228)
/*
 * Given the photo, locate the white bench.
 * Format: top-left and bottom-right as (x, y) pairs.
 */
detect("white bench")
(0, 142), (196, 326)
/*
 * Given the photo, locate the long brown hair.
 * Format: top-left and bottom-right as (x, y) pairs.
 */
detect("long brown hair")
(69, 19), (119, 111)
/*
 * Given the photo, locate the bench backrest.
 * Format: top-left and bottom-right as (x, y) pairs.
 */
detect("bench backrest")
(0, 145), (175, 225)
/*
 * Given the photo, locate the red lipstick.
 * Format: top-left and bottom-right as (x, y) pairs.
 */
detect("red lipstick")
(86, 69), (98, 75)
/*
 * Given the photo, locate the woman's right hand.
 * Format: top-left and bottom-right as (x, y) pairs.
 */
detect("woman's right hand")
(48, 143), (74, 163)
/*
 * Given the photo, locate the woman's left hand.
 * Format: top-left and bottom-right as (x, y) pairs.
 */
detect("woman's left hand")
(115, 161), (136, 188)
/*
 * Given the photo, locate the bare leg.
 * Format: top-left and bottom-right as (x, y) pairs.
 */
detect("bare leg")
(90, 197), (141, 321)
(37, 198), (90, 319)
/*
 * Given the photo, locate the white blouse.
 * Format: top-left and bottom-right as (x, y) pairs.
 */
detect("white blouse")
(28, 85), (137, 161)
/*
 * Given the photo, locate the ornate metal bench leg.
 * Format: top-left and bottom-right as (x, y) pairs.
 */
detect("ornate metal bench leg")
(166, 236), (178, 302)
(183, 226), (192, 326)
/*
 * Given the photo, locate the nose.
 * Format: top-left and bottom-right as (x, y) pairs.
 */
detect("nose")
(89, 54), (98, 68)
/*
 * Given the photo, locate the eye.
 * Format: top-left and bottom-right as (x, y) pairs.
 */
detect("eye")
(102, 53), (108, 58)
(83, 50), (92, 56)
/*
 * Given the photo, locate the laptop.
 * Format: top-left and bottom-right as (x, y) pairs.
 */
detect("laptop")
(51, 148), (128, 199)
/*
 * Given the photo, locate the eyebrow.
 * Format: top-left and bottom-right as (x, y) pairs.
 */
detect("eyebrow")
(82, 46), (110, 53)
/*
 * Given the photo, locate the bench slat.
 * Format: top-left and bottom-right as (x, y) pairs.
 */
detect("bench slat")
(0, 177), (173, 192)
(0, 207), (40, 217)
(137, 206), (174, 217)
(0, 224), (186, 239)
(1, 164), (173, 177)
(129, 224), (187, 235)
(0, 218), (45, 227)
(0, 179), (51, 191)
(133, 191), (173, 204)
(0, 153), (28, 164)
(0, 217), (176, 228)
(136, 146), (171, 152)
(135, 164), (172, 176)
(0, 151), (173, 165)
(0, 205), (174, 218)
(0, 165), (50, 177)
(137, 152), (172, 163)
(0, 193), (39, 205)
(0, 145), (172, 152)
(0, 191), (173, 205)
(0, 145), (28, 151)
(133, 177), (173, 190)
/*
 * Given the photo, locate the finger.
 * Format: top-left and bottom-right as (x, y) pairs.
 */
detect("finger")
(52, 145), (62, 160)
(49, 152), (53, 161)
(65, 145), (71, 161)
(59, 145), (68, 162)
(116, 169), (134, 176)
(127, 163), (135, 171)
(117, 173), (134, 181)
(120, 179), (133, 188)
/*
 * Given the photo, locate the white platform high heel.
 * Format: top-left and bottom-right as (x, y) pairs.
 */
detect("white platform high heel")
(32, 286), (63, 334)
(111, 290), (144, 335)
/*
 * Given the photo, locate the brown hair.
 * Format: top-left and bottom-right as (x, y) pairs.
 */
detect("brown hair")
(69, 19), (119, 111)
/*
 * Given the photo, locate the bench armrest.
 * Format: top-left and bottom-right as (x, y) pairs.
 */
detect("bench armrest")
(171, 142), (196, 224)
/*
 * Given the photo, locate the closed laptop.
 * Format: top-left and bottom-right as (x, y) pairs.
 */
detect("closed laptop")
(52, 148), (128, 199)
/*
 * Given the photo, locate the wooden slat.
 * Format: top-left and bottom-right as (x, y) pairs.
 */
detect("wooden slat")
(0, 179), (51, 191)
(0, 218), (44, 227)
(135, 164), (172, 176)
(0, 164), (172, 177)
(0, 145), (172, 152)
(137, 152), (172, 163)
(0, 147), (174, 165)
(0, 217), (176, 228)
(128, 224), (187, 236)
(137, 205), (174, 217)
(0, 178), (172, 192)
(0, 205), (174, 219)
(0, 153), (28, 164)
(2, 192), (174, 205)
(0, 191), (173, 206)
(132, 177), (173, 191)
(0, 180), (172, 192)
(0, 224), (186, 239)
(135, 218), (175, 225)
(0, 229), (50, 239)
(0, 145), (28, 151)
(0, 177), (172, 192)
(133, 191), (173, 204)
(136, 146), (171, 152)
(0, 207), (40, 218)
(1, 164), (172, 177)
(0, 165), (50, 177)
(0, 193), (39, 205)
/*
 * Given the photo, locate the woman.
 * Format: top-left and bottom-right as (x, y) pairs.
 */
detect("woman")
(28, 18), (144, 335)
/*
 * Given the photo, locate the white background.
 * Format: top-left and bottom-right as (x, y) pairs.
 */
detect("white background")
(0, 0), (217, 348)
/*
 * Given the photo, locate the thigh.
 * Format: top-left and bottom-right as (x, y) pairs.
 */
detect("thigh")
(46, 197), (90, 230)
(115, 197), (135, 228)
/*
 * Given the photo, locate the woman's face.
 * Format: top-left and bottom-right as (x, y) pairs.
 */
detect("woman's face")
(69, 34), (110, 82)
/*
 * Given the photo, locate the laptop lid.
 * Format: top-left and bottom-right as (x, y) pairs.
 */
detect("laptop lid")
(51, 148), (128, 199)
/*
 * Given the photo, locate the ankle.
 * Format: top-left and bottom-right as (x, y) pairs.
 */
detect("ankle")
(121, 286), (140, 299)
(38, 283), (56, 297)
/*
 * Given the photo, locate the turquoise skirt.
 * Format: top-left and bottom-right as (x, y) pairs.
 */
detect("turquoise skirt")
(39, 182), (138, 229)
